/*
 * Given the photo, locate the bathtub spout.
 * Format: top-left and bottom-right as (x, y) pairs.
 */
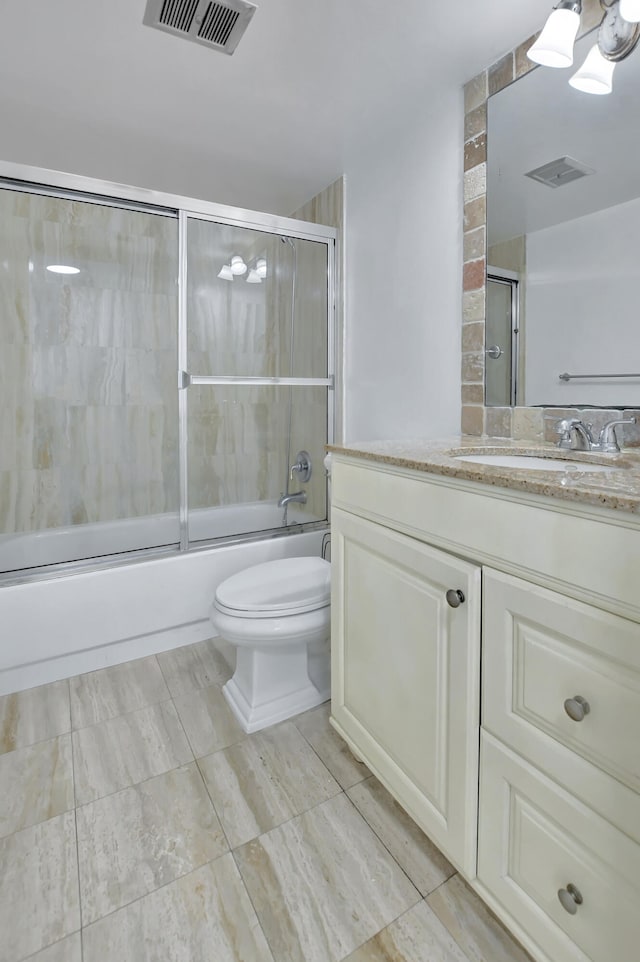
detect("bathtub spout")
(278, 491), (307, 509)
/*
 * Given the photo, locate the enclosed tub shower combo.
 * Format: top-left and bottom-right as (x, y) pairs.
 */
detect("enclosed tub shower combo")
(0, 164), (336, 706)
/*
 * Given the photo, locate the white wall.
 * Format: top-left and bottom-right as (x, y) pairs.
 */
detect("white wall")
(526, 197), (640, 406)
(342, 89), (463, 441)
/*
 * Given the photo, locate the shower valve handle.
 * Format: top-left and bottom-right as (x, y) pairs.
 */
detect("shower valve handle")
(289, 450), (312, 484)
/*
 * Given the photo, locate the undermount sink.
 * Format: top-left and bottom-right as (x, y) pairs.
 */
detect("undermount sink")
(454, 454), (620, 473)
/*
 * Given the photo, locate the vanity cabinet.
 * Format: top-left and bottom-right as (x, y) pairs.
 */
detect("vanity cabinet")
(331, 506), (481, 875)
(329, 452), (640, 962)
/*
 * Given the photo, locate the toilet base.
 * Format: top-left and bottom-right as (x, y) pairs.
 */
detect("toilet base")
(222, 644), (329, 734)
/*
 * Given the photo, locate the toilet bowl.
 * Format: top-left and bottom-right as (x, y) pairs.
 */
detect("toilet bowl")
(210, 556), (331, 733)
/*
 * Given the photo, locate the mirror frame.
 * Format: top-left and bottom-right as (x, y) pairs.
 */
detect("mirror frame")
(460, 0), (639, 444)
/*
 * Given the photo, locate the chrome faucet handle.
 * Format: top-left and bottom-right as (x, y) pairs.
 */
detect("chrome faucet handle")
(289, 450), (312, 483)
(555, 418), (593, 450)
(598, 417), (636, 453)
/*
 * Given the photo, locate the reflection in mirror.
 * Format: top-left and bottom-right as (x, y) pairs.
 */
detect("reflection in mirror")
(487, 28), (640, 408)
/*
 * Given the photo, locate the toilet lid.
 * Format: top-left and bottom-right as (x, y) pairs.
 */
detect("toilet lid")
(214, 557), (331, 615)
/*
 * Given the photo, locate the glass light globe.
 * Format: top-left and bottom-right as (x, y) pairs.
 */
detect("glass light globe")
(217, 264), (234, 281)
(528, 8), (581, 67)
(569, 44), (615, 95)
(620, 0), (640, 23)
(230, 255), (247, 276)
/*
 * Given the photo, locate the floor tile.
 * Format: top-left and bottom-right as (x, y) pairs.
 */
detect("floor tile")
(294, 703), (371, 789)
(0, 734), (74, 839)
(0, 680), (70, 755)
(82, 855), (274, 962)
(0, 812), (80, 961)
(235, 793), (421, 962)
(198, 721), (341, 848)
(70, 655), (170, 729)
(173, 683), (245, 758)
(72, 700), (193, 804)
(427, 875), (533, 962)
(77, 762), (228, 924)
(347, 777), (455, 896)
(344, 900), (472, 962)
(23, 933), (82, 962)
(157, 640), (231, 697)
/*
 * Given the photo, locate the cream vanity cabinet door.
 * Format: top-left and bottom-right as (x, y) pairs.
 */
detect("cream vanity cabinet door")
(330, 506), (481, 876)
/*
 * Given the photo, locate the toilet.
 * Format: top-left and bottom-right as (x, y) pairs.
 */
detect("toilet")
(210, 556), (331, 733)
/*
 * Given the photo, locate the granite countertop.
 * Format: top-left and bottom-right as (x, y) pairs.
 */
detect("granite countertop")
(327, 437), (640, 515)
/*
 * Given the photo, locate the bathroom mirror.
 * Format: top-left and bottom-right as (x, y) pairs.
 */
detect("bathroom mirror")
(487, 28), (640, 408)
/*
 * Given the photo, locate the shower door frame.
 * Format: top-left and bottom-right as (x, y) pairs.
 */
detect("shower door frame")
(0, 160), (338, 584)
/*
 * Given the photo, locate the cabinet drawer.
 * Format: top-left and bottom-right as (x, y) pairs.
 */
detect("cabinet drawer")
(483, 569), (640, 804)
(478, 733), (640, 962)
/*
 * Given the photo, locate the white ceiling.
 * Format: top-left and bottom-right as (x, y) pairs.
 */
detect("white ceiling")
(489, 29), (640, 245)
(0, 0), (552, 214)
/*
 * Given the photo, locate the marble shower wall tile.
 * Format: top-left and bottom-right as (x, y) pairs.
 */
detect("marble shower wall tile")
(235, 793), (421, 962)
(0, 679), (70, 754)
(77, 763), (228, 924)
(0, 734), (74, 838)
(0, 811), (80, 961)
(82, 855), (275, 962)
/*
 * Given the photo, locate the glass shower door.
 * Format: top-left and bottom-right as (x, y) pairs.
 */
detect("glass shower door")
(0, 186), (180, 573)
(183, 216), (332, 545)
(486, 274), (519, 406)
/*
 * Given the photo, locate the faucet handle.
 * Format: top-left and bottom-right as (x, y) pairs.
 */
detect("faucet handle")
(555, 418), (580, 449)
(289, 450), (312, 483)
(598, 417), (636, 453)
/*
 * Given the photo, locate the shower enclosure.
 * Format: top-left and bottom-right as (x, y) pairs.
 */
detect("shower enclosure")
(0, 173), (335, 578)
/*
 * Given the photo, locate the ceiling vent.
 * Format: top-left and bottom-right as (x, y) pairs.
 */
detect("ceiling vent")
(524, 156), (596, 189)
(143, 0), (257, 55)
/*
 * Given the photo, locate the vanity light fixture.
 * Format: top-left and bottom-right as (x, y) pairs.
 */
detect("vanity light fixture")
(528, 1), (582, 67)
(46, 264), (80, 274)
(230, 254), (247, 275)
(620, 0), (640, 21)
(246, 269), (261, 283)
(217, 264), (234, 280)
(529, 0), (640, 95)
(256, 257), (267, 278)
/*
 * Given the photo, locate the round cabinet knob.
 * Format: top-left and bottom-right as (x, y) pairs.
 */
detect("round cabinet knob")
(558, 883), (583, 915)
(446, 589), (465, 608)
(564, 696), (591, 722)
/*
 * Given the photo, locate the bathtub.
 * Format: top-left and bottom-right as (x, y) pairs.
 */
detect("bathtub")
(0, 501), (313, 573)
(0, 502), (326, 696)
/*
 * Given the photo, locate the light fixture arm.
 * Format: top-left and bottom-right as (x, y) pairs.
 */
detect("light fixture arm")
(597, 0), (640, 61)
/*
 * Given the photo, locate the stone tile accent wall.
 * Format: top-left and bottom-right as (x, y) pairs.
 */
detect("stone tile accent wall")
(460, 0), (639, 446)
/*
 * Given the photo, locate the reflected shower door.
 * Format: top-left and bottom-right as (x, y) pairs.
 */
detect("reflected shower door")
(184, 217), (331, 544)
(0, 186), (180, 573)
(486, 274), (519, 407)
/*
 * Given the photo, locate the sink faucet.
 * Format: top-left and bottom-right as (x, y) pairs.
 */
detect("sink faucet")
(277, 490), (307, 509)
(556, 417), (636, 453)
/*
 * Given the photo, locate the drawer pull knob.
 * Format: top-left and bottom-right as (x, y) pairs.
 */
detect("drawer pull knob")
(564, 696), (591, 722)
(446, 589), (465, 608)
(558, 883), (583, 915)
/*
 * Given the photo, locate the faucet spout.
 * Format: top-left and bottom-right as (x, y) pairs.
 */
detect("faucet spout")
(278, 490), (307, 509)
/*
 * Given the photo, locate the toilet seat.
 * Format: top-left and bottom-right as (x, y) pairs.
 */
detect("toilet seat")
(214, 557), (330, 619)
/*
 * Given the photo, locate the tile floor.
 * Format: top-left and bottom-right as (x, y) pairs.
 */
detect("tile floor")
(0, 640), (534, 962)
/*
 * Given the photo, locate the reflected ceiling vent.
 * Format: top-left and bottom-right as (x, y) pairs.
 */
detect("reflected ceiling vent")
(143, 0), (257, 55)
(524, 156), (596, 189)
